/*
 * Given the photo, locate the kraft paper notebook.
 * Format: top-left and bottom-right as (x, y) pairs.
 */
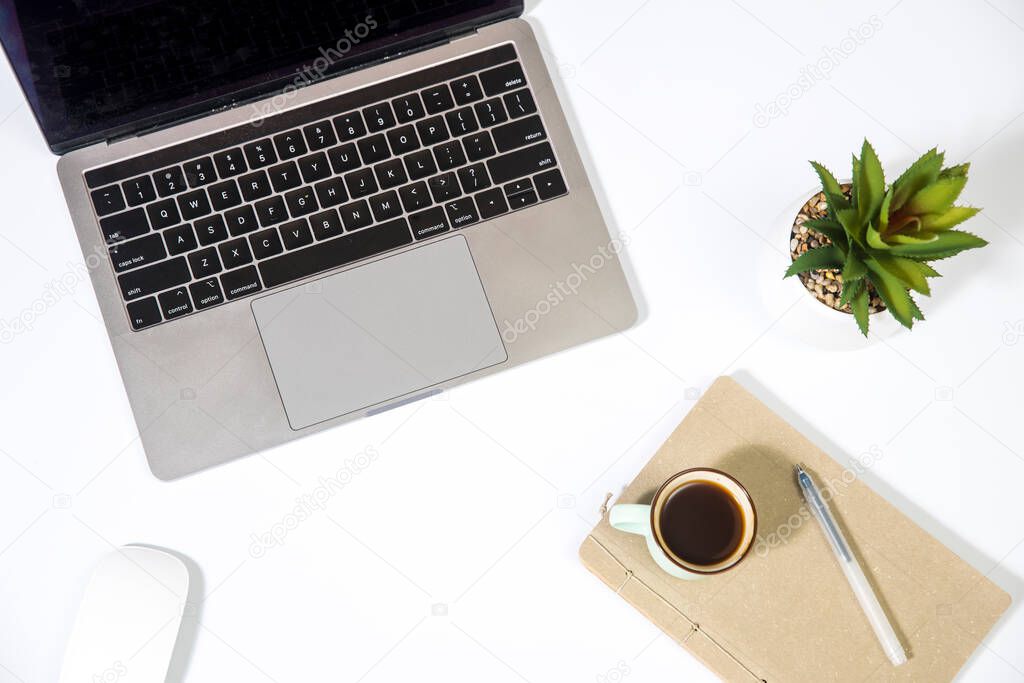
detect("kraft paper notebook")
(579, 377), (1011, 682)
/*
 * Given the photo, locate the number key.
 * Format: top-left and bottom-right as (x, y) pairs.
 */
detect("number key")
(153, 167), (187, 197)
(122, 176), (157, 207)
(303, 121), (337, 151)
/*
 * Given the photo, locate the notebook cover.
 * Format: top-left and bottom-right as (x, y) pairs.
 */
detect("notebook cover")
(579, 377), (1011, 682)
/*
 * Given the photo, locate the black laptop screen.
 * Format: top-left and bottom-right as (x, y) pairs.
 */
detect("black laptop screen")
(0, 0), (520, 153)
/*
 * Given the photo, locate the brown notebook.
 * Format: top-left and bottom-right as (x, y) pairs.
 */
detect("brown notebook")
(580, 377), (1010, 682)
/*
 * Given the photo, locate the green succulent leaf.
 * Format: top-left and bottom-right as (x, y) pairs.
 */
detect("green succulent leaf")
(887, 231), (938, 245)
(891, 148), (944, 211)
(887, 230), (988, 260)
(803, 218), (849, 249)
(851, 286), (870, 336)
(908, 296), (926, 322)
(784, 246), (843, 278)
(916, 262), (941, 278)
(839, 277), (864, 309)
(940, 162), (970, 179)
(850, 155), (861, 211)
(920, 206), (981, 231)
(837, 207), (865, 244)
(904, 175), (968, 215)
(857, 140), (885, 222)
(842, 249), (868, 282)
(865, 265), (916, 329)
(866, 224), (891, 250)
(879, 188), (893, 233)
(810, 161), (843, 196)
(873, 254), (931, 295)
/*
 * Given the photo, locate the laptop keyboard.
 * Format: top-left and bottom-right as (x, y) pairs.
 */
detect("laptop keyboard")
(84, 45), (568, 331)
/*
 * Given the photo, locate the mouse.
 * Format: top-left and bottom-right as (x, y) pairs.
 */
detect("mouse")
(60, 546), (189, 683)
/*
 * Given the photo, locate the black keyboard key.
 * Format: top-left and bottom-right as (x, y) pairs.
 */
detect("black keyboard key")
(118, 257), (190, 300)
(284, 187), (319, 218)
(474, 98), (508, 127)
(225, 205), (259, 236)
(334, 112), (366, 141)
(281, 219), (314, 249)
(221, 266), (262, 300)
(328, 143), (361, 174)
(195, 215), (229, 246)
(392, 93), (425, 123)
(314, 177), (348, 208)
(363, 102), (396, 133)
(476, 188), (509, 220)
(480, 62), (527, 96)
(428, 172), (461, 202)
(374, 159), (408, 190)
(409, 208), (449, 240)
(488, 142), (557, 184)
(464, 132), (497, 162)
(421, 84), (455, 114)
(273, 130), (307, 160)
(386, 125), (420, 155)
(504, 89), (537, 118)
(91, 185), (125, 216)
(190, 277), (225, 310)
(433, 141), (467, 171)
(183, 157), (217, 187)
(458, 164), (491, 193)
(303, 121), (337, 151)
(358, 134), (391, 164)
(339, 200), (373, 231)
(239, 171), (272, 202)
(100, 208), (149, 244)
(268, 161), (301, 192)
(213, 148), (248, 177)
(298, 152), (331, 183)
(369, 191), (402, 222)
(127, 297), (161, 330)
(109, 234), (166, 272)
(444, 199), (480, 229)
(504, 179), (533, 196)
(309, 209), (345, 240)
(208, 180), (243, 211)
(405, 149), (437, 181)
(158, 287), (193, 320)
(260, 218), (413, 288)
(244, 139), (278, 169)
(492, 115), (547, 153)
(164, 224), (198, 255)
(451, 75), (484, 104)
(416, 116), (449, 146)
(219, 238), (253, 269)
(177, 189), (212, 220)
(188, 247), (222, 278)
(255, 195), (288, 227)
(399, 182), (431, 212)
(508, 189), (539, 210)
(250, 228), (284, 259)
(147, 199), (181, 230)
(345, 168), (378, 198)
(153, 166), (187, 197)
(122, 176), (157, 207)
(445, 107), (479, 136)
(535, 169), (568, 200)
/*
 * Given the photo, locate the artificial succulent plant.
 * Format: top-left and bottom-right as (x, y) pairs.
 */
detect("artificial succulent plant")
(785, 140), (987, 335)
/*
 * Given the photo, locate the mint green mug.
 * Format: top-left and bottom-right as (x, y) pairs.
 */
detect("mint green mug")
(610, 468), (757, 580)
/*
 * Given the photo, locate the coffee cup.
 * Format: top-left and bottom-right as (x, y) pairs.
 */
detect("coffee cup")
(609, 468), (757, 580)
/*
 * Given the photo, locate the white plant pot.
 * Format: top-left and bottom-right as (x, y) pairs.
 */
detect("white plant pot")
(758, 185), (902, 351)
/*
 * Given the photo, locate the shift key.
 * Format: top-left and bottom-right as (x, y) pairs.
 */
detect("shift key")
(487, 142), (557, 184)
(118, 257), (191, 300)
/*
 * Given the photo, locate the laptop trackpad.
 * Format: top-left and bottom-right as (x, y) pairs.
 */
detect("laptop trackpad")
(251, 236), (507, 430)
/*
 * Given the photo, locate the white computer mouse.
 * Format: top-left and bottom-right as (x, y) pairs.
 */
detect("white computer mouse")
(59, 546), (189, 683)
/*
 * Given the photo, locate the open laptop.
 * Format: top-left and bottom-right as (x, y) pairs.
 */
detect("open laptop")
(0, 0), (636, 479)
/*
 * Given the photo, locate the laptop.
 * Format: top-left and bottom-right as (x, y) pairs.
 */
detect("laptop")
(0, 0), (637, 479)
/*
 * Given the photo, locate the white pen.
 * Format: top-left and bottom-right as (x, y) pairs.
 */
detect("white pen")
(795, 464), (908, 667)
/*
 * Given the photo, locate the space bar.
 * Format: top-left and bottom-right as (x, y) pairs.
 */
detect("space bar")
(259, 219), (413, 288)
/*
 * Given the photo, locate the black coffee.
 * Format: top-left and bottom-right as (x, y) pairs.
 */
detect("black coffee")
(658, 480), (745, 567)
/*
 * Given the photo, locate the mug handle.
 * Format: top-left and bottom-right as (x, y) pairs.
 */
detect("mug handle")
(609, 504), (652, 536)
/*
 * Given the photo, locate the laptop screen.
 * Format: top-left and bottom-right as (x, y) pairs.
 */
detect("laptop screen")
(0, 0), (520, 153)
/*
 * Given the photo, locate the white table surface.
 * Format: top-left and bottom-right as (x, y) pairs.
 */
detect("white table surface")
(2, 0), (1023, 681)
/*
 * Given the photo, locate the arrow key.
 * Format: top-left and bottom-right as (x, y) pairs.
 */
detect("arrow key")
(475, 188), (509, 220)
(535, 169), (567, 201)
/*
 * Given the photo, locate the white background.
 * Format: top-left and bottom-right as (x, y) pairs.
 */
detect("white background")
(2, 0), (1024, 681)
